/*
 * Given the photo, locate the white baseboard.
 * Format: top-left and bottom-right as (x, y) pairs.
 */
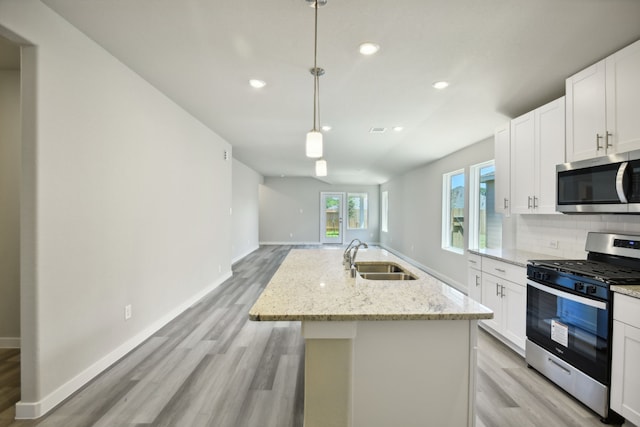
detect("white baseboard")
(15, 270), (233, 420)
(0, 337), (20, 348)
(378, 244), (467, 294)
(259, 241), (322, 246)
(232, 245), (259, 264)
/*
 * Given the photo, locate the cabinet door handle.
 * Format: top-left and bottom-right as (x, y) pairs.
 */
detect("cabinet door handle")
(533, 196), (538, 209)
(500, 285), (506, 298)
(496, 283), (500, 296)
(504, 198), (509, 209)
(596, 133), (604, 150)
(475, 275), (480, 286)
(606, 131), (613, 148)
(527, 196), (532, 209)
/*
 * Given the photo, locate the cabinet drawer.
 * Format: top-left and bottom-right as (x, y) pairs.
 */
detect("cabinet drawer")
(482, 258), (526, 284)
(614, 293), (640, 329)
(468, 253), (482, 270)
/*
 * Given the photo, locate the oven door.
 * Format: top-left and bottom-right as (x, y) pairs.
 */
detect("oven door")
(526, 279), (609, 384)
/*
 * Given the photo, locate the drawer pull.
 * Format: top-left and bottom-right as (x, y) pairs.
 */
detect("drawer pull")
(495, 268), (506, 273)
(548, 358), (571, 375)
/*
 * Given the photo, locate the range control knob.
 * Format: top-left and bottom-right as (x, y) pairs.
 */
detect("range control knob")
(587, 285), (597, 294)
(575, 282), (585, 291)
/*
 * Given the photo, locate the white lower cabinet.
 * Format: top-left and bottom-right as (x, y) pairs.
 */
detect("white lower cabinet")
(467, 254), (527, 352)
(482, 258), (526, 351)
(467, 253), (482, 303)
(481, 273), (526, 351)
(611, 293), (640, 425)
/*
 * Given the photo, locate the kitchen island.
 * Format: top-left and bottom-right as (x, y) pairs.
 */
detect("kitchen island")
(249, 247), (492, 427)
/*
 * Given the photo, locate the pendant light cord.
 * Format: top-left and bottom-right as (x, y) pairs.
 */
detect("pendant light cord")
(312, 0), (319, 132)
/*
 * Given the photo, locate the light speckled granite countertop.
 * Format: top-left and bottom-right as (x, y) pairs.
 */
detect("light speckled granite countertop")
(249, 248), (493, 321)
(468, 248), (564, 268)
(611, 285), (640, 299)
(470, 249), (640, 300)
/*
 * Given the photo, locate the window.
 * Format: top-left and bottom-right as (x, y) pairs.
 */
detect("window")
(442, 169), (465, 253)
(381, 190), (389, 232)
(469, 161), (502, 250)
(347, 193), (368, 229)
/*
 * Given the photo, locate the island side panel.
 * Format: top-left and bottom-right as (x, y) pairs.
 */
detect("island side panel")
(352, 320), (473, 427)
(304, 339), (353, 427)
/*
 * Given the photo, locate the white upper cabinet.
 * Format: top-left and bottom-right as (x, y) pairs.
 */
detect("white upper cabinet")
(510, 97), (565, 214)
(494, 123), (511, 215)
(606, 40), (640, 154)
(566, 39), (640, 161)
(536, 98), (566, 212)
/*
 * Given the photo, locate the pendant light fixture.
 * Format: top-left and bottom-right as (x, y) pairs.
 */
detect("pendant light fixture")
(305, 0), (326, 160)
(315, 158), (327, 177)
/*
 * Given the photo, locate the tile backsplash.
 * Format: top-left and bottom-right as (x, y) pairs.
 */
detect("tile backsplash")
(514, 214), (640, 259)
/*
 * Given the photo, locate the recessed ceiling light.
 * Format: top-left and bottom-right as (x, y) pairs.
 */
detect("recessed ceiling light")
(392, 126), (404, 132)
(249, 79), (266, 89)
(432, 81), (449, 90)
(359, 42), (380, 56)
(321, 125), (332, 131)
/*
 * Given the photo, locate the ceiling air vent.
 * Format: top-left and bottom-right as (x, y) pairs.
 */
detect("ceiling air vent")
(369, 127), (387, 134)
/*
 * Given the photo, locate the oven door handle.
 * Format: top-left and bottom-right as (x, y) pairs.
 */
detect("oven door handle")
(527, 279), (607, 310)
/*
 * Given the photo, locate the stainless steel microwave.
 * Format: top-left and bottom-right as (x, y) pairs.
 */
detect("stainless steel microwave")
(556, 150), (640, 214)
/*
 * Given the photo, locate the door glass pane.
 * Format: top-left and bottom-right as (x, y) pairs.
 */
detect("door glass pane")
(325, 196), (341, 238)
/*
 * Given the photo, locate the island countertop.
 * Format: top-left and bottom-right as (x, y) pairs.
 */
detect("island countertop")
(249, 247), (493, 321)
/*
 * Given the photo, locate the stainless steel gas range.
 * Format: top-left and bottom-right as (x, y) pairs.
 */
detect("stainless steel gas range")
(526, 232), (640, 424)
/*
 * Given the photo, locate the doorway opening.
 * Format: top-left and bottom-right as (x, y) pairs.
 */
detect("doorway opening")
(0, 33), (22, 421)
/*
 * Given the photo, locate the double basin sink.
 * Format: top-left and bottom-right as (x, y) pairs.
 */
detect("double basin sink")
(354, 261), (417, 281)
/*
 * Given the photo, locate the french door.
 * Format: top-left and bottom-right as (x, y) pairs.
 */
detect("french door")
(320, 192), (344, 244)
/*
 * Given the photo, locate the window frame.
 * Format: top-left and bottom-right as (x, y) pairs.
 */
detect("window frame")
(469, 160), (494, 250)
(441, 169), (465, 254)
(381, 190), (389, 233)
(347, 192), (369, 230)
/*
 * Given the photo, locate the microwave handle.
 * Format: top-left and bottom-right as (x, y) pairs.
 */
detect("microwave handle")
(616, 162), (629, 203)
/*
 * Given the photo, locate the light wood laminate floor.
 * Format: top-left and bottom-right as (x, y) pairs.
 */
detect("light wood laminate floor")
(0, 245), (623, 427)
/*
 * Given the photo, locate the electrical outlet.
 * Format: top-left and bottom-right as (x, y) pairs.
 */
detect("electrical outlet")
(549, 240), (559, 249)
(124, 304), (132, 320)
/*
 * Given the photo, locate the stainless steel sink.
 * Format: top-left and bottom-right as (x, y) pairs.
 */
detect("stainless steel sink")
(354, 262), (417, 280)
(354, 261), (405, 273)
(358, 272), (417, 281)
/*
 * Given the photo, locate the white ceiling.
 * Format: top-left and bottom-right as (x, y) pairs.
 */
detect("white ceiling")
(11, 1), (640, 183)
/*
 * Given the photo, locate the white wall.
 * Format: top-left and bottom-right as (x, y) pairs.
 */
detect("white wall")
(259, 177), (380, 245)
(0, 69), (20, 347)
(380, 137), (494, 291)
(0, 0), (233, 418)
(232, 159), (262, 263)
